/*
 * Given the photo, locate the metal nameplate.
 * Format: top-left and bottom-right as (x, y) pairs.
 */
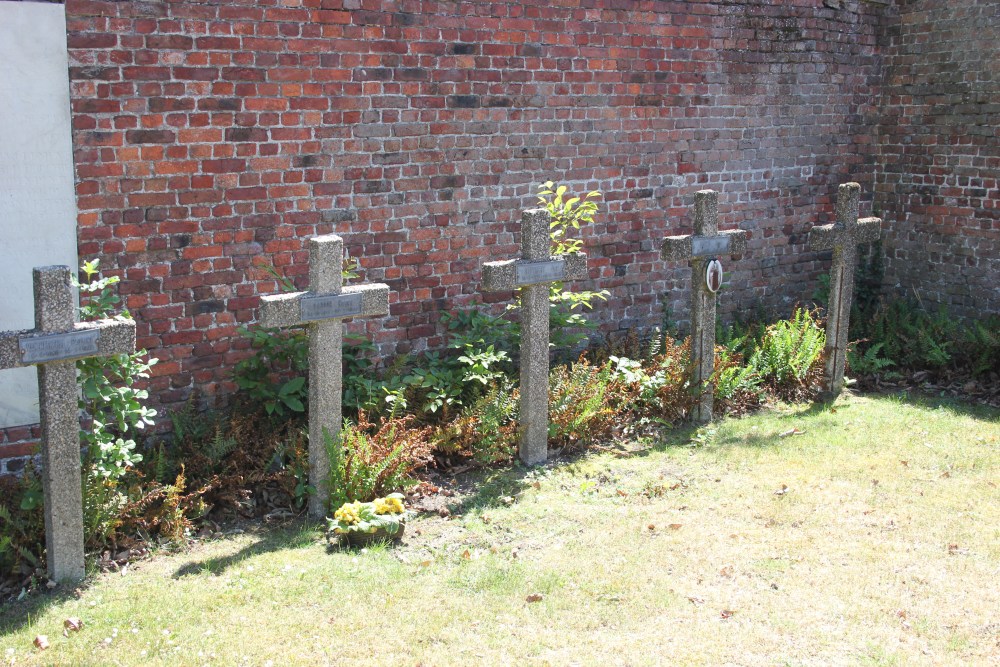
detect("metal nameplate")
(691, 235), (731, 257)
(515, 260), (565, 286)
(299, 292), (364, 322)
(19, 329), (100, 365)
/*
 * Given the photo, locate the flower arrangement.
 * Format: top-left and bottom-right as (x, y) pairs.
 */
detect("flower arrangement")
(328, 493), (409, 545)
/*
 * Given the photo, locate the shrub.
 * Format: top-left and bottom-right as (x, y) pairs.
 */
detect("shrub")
(76, 260), (157, 481)
(609, 337), (695, 424)
(433, 380), (519, 466)
(548, 356), (629, 451)
(747, 308), (825, 399)
(327, 412), (434, 509)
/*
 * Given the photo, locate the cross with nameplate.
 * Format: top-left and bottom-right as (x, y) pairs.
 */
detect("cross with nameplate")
(808, 182), (882, 397)
(481, 208), (589, 465)
(259, 234), (389, 519)
(0, 266), (136, 582)
(661, 190), (749, 423)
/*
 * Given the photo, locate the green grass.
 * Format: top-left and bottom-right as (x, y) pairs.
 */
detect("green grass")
(2, 393), (998, 665)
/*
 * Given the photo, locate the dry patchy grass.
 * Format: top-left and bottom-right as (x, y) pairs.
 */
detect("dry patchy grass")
(1, 393), (998, 666)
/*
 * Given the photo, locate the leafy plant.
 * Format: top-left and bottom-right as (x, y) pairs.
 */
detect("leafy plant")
(608, 337), (694, 424)
(0, 469), (44, 579)
(746, 308), (825, 398)
(529, 182), (611, 350)
(847, 341), (895, 377)
(75, 260), (158, 481)
(327, 412), (433, 509)
(232, 325), (308, 418)
(548, 357), (625, 451)
(433, 380), (519, 466)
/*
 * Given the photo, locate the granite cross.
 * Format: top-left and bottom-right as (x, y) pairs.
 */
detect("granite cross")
(808, 182), (882, 397)
(481, 208), (589, 465)
(258, 235), (389, 519)
(0, 266), (136, 582)
(661, 190), (749, 423)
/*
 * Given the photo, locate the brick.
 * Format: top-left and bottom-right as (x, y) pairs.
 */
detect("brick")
(126, 129), (176, 144)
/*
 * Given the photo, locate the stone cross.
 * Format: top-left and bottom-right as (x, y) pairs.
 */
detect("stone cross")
(808, 182), (882, 397)
(0, 266), (136, 582)
(258, 235), (388, 519)
(481, 208), (588, 465)
(661, 190), (749, 423)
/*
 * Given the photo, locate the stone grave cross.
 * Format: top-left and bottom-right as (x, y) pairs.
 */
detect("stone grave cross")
(661, 190), (748, 423)
(808, 182), (882, 397)
(258, 234), (388, 519)
(0, 266), (136, 581)
(481, 208), (588, 465)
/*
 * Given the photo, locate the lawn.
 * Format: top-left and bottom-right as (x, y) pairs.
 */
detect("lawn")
(2, 393), (998, 666)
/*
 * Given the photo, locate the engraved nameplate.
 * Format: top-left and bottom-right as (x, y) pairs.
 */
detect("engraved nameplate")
(19, 329), (100, 364)
(300, 292), (364, 322)
(691, 236), (731, 257)
(515, 260), (565, 286)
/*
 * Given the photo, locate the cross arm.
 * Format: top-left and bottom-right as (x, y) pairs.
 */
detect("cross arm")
(0, 318), (136, 370)
(661, 229), (748, 262)
(481, 252), (588, 291)
(807, 223), (841, 252)
(856, 217), (882, 244)
(259, 283), (390, 329)
(809, 217), (881, 252)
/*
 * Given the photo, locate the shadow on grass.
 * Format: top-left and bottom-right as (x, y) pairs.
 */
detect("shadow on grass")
(0, 583), (81, 635)
(871, 389), (1000, 421)
(444, 463), (537, 518)
(172, 519), (321, 579)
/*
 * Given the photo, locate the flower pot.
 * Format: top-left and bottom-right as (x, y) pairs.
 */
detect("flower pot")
(342, 523), (405, 548)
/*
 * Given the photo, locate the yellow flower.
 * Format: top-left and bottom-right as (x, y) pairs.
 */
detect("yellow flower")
(374, 496), (405, 515)
(334, 502), (362, 525)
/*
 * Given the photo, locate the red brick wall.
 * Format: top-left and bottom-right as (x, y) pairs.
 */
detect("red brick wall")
(876, 0), (1000, 318)
(54, 0), (886, 421)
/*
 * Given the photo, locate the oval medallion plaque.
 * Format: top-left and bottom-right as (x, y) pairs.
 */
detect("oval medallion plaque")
(706, 259), (724, 294)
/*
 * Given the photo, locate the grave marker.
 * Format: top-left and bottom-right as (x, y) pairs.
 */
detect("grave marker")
(808, 182), (882, 397)
(259, 235), (389, 519)
(0, 266), (136, 582)
(661, 190), (749, 423)
(481, 208), (589, 465)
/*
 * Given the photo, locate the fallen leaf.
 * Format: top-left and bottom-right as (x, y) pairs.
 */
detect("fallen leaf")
(418, 560), (432, 568)
(774, 484), (789, 496)
(461, 549), (471, 560)
(669, 482), (682, 490)
(719, 565), (734, 578)
(687, 596), (705, 605)
(64, 618), (83, 632)
(647, 524), (656, 531)
(526, 593), (543, 603)
(940, 471), (951, 479)
(616, 489), (628, 497)
(720, 609), (735, 619)
(33, 636), (49, 650)
(531, 481), (541, 490)
(900, 460), (909, 467)
(668, 524), (683, 530)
